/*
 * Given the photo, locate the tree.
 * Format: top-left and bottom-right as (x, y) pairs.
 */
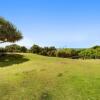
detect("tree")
(5, 44), (21, 52)
(40, 46), (57, 56)
(92, 45), (100, 49)
(30, 44), (42, 54)
(56, 48), (77, 58)
(79, 49), (96, 59)
(0, 17), (22, 44)
(20, 46), (27, 53)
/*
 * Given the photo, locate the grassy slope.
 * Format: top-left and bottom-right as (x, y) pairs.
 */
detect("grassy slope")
(0, 53), (100, 100)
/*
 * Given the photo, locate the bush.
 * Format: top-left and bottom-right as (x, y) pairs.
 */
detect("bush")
(30, 45), (57, 57)
(18, 44), (100, 59)
(40, 46), (56, 57)
(20, 46), (27, 53)
(30, 45), (42, 54)
(5, 44), (21, 52)
(5, 44), (28, 53)
(91, 45), (100, 49)
(94, 48), (100, 59)
(79, 49), (99, 59)
(4, 44), (99, 59)
(56, 48), (78, 58)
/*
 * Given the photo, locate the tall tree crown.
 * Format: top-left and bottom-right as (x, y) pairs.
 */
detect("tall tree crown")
(0, 17), (23, 43)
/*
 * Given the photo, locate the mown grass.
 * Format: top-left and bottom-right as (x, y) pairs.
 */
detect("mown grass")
(0, 53), (100, 100)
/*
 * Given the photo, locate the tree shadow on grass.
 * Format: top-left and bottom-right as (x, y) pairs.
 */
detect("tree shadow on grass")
(0, 53), (29, 67)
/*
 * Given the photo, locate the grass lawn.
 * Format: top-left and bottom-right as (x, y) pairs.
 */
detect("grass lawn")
(0, 53), (100, 100)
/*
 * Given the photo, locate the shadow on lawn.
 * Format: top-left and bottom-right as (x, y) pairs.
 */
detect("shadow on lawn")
(0, 53), (29, 67)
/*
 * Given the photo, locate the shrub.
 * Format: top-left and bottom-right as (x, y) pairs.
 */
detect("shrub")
(91, 45), (100, 49)
(40, 46), (56, 57)
(56, 48), (78, 58)
(20, 46), (27, 53)
(30, 44), (42, 54)
(5, 44), (21, 52)
(79, 49), (97, 59)
(30, 45), (57, 57)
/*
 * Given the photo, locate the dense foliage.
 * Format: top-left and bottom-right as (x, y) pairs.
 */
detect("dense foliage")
(56, 48), (78, 58)
(30, 45), (57, 57)
(4, 44), (27, 53)
(30, 45), (100, 59)
(0, 17), (22, 43)
(0, 44), (100, 59)
(78, 46), (100, 59)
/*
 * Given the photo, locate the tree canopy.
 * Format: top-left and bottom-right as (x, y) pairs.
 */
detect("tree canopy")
(0, 17), (23, 43)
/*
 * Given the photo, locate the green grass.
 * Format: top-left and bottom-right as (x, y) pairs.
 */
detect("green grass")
(0, 53), (100, 100)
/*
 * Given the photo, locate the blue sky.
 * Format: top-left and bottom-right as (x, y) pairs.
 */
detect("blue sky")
(0, 0), (100, 48)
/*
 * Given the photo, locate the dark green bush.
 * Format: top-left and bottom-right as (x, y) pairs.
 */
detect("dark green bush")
(5, 44), (21, 52)
(40, 47), (56, 57)
(1, 44), (99, 59)
(56, 48), (78, 58)
(30, 45), (42, 54)
(79, 48), (100, 59)
(5, 44), (28, 53)
(30, 45), (57, 57)
(20, 46), (27, 53)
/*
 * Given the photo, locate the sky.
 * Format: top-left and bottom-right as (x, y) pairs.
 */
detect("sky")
(0, 0), (100, 48)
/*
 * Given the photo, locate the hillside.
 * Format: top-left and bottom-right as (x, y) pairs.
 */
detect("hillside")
(0, 53), (100, 100)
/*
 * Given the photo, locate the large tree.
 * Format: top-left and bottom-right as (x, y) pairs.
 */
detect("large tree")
(0, 17), (22, 44)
